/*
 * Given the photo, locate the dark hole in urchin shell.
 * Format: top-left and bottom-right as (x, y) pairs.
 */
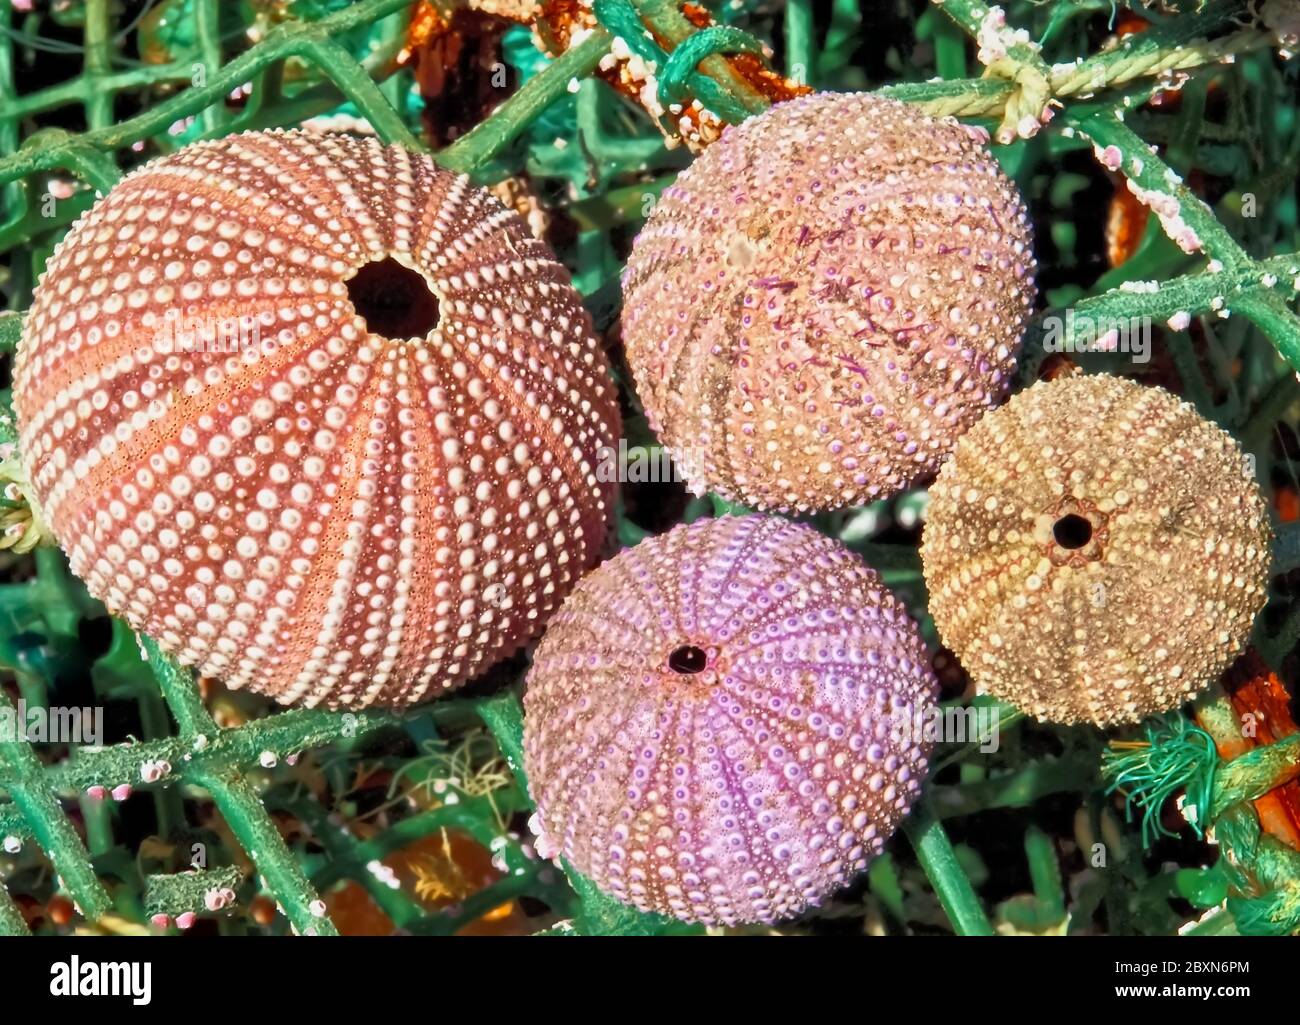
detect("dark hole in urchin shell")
(346, 256), (440, 340)
(1053, 513), (1093, 550)
(668, 644), (708, 674)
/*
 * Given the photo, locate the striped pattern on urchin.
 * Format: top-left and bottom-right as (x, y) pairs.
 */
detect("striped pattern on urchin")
(921, 374), (1271, 727)
(621, 91), (1036, 513)
(14, 129), (620, 708)
(523, 515), (938, 926)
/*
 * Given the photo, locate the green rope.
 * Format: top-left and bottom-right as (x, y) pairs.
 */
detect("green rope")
(592, 0), (757, 124)
(0, 0), (415, 192)
(1103, 715), (1219, 846)
(0, 690), (114, 925)
(0, 880), (30, 936)
(784, 0), (815, 85)
(657, 26), (770, 109)
(903, 800), (994, 936)
(144, 865), (243, 923)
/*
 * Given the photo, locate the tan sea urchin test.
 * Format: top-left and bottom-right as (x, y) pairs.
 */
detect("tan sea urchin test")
(524, 515), (938, 925)
(621, 91), (1036, 512)
(15, 129), (620, 708)
(921, 374), (1271, 727)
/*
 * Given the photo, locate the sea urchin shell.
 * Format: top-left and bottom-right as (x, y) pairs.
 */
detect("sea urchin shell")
(14, 129), (620, 708)
(523, 515), (938, 925)
(621, 91), (1036, 512)
(921, 374), (1271, 726)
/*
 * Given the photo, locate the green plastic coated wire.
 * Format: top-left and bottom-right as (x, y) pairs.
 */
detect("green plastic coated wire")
(1103, 715), (1220, 846)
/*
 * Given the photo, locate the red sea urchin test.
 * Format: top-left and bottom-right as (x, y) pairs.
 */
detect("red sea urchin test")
(621, 91), (1036, 512)
(14, 129), (620, 708)
(523, 515), (939, 925)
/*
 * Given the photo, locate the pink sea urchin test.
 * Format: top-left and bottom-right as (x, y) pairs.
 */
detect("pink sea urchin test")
(622, 91), (1037, 512)
(523, 515), (938, 925)
(14, 129), (620, 708)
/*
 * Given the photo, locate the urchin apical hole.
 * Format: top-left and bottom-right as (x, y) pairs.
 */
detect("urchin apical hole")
(668, 644), (708, 674)
(1052, 513), (1093, 550)
(346, 256), (440, 339)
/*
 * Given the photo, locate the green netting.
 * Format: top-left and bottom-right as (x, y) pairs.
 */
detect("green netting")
(0, 0), (1298, 937)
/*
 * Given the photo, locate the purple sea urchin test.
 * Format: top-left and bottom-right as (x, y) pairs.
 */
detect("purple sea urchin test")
(523, 514), (939, 925)
(622, 91), (1037, 512)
